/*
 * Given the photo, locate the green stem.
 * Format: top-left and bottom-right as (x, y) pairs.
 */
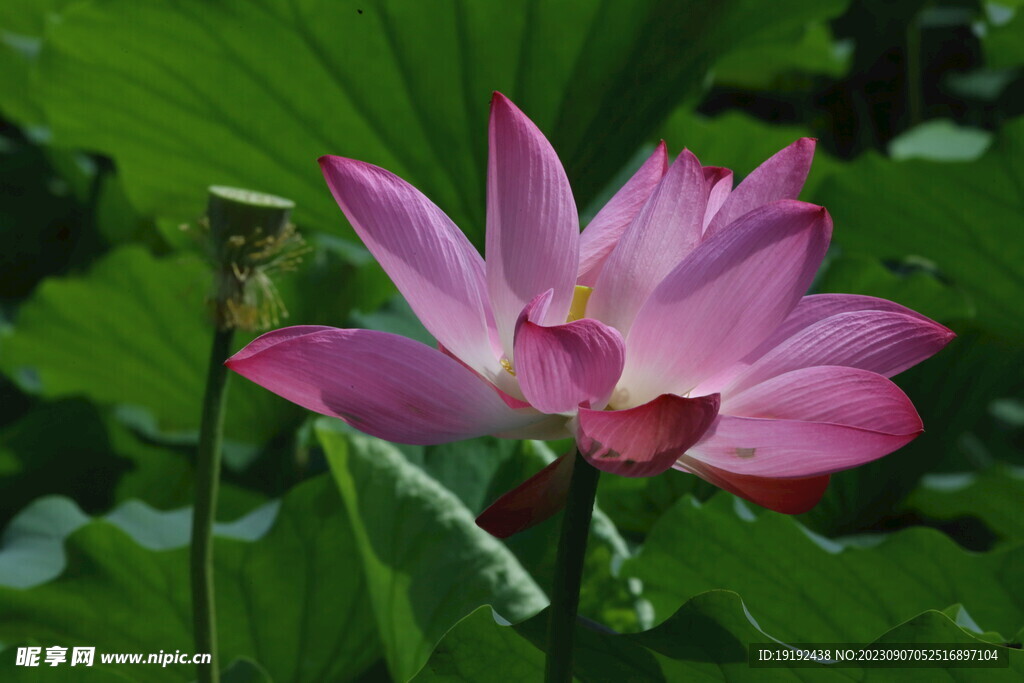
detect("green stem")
(545, 452), (601, 683)
(190, 326), (233, 683)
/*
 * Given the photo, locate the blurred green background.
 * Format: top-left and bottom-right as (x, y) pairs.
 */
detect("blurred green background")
(0, 0), (1022, 680)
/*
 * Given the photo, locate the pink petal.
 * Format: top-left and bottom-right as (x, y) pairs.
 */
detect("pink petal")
(715, 310), (955, 396)
(226, 326), (543, 445)
(619, 200), (832, 407)
(677, 458), (830, 514)
(755, 293), (943, 353)
(692, 293), (953, 395)
(476, 452), (576, 538)
(438, 342), (531, 409)
(513, 291), (625, 414)
(574, 393), (720, 477)
(486, 92), (579, 356)
(588, 149), (708, 335)
(689, 366), (923, 478)
(319, 156), (501, 382)
(704, 138), (816, 238)
(702, 165), (733, 232)
(578, 142), (669, 286)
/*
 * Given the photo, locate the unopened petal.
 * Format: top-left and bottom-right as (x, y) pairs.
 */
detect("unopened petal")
(575, 393), (720, 477)
(227, 327), (543, 445)
(486, 93), (579, 357)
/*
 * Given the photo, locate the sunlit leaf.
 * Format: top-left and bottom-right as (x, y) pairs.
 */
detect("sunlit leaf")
(814, 117), (1024, 338)
(904, 465), (1024, 544)
(36, 0), (847, 244)
(0, 477), (379, 682)
(714, 21), (851, 89)
(887, 119), (993, 162)
(0, 247), (301, 447)
(596, 469), (716, 539)
(0, 0), (75, 125)
(398, 434), (645, 632)
(983, 9), (1024, 69)
(816, 253), (974, 325)
(625, 493), (1024, 642)
(319, 422), (547, 681)
(415, 594), (1024, 681)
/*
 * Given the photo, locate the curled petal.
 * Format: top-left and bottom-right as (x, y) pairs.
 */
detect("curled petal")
(677, 458), (830, 514)
(319, 156), (500, 382)
(588, 148), (708, 335)
(690, 367), (923, 478)
(476, 452), (576, 538)
(578, 142), (669, 286)
(487, 92), (579, 356)
(704, 138), (816, 237)
(575, 393), (720, 477)
(226, 326), (543, 445)
(514, 291), (625, 414)
(621, 200), (831, 406)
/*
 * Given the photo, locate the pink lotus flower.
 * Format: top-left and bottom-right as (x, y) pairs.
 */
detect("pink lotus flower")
(226, 93), (953, 533)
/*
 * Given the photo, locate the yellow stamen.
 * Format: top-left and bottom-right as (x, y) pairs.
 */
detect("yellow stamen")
(500, 357), (516, 376)
(567, 285), (593, 322)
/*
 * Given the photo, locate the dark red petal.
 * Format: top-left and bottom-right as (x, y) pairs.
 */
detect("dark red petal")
(476, 452), (576, 538)
(682, 457), (830, 514)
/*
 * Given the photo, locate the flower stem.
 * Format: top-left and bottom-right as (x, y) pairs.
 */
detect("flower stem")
(190, 326), (233, 683)
(545, 451), (600, 683)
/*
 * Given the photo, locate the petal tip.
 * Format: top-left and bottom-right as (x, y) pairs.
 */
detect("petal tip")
(474, 510), (519, 539)
(490, 90), (514, 113)
(655, 140), (670, 172)
(790, 137), (817, 157)
(318, 154), (366, 172)
(676, 147), (701, 165)
(317, 154), (343, 170)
